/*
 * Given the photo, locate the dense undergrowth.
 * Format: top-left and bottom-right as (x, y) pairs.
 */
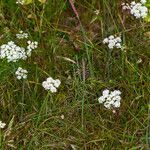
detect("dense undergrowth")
(0, 0), (150, 149)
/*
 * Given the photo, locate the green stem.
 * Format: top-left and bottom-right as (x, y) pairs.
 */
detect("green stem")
(36, 92), (51, 126)
(21, 80), (25, 121)
(107, 49), (112, 81)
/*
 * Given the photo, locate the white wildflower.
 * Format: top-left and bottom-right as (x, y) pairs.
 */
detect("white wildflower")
(108, 35), (115, 40)
(103, 38), (109, 44)
(53, 79), (61, 88)
(42, 77), (61, 93)
(122, 1), (148, 18)
(115, 43), (122, 48)
(26, 41), (38, 56)
(27, 41), (38, 50)
(130, 1), (148, 18)
(16, 31), (28, 39)
(103, 35), (122, 49)
(15, 67), (28, 80)
(98, 89), (122, 109)
(102, 89), (109, 98)
(0, 41), (27, 62)
(0, 121), (6, 129)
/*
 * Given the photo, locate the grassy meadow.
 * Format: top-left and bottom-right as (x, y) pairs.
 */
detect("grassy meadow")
(0, 0), (150, 149)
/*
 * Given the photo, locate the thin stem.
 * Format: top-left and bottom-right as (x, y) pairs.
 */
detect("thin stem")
(36, 92), (51, 126)
(106, 49), (112, 81)
(21, 80), (25, 121)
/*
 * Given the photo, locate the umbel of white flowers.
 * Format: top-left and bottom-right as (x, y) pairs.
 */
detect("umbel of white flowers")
(122, 0), (148, 19)
(16, 30), (28, 39)
(15, 67), (28, 80)
(0, 41), (27, 62)
(103, 35), (122, 49)
(98, 89), (122, 109)
(42, 77), (61, 93)
(0, 31), (38, 62)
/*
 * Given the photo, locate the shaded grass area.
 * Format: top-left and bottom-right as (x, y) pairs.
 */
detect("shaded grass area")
(0, 0), (149, 149)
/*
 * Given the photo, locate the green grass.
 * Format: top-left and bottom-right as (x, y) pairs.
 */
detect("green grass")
(0, 0), (150, 149)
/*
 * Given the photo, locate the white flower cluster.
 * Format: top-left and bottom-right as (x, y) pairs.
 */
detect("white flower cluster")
(42, 77), (61, 93)
(16, 0), (25, 5)
(130, 1), (148, 18)
(0, 34), (38, 62)
(122, 1), (148, 19)
(15, 67), (28, 80)
(0, 121), (6, 129)
(26, 41), (38, 57)
(0, 41), (27, 62)
(0, 31), (38, 80)
(98, 89), (122, 109)
(103, 35), (122, 49)
(16, 30), (28, 39)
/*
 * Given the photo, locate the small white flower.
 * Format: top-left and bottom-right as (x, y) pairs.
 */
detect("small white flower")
(103, 38), (109, 44)
(108, 43), (115, 49)
(15, 67), (28, 80)
(16, 31), (28, 39)
(0, 121), (6, 129)
(53, 79), (61, 88)
(27, 41), (38, 49)
(98, 96), (105, 103)
(108, 35), (115, 40)
(26, 41), (38, 56)
(115, 37), (122, 42)
(102, 89), (109, 97)
(113, 101), (120, 108)
(47, 77), (54, 83)
(103, 35), (122, 50)
(17, 75), (22, 80)
(98, 89), (122, 109)
(130, 1), (148, 18)
(116, 43), (122, 48)
(42, 77), (61, 93)
(122, 1), (148, 19)
(0, 41), (27, 62)
(50, 86), (57, 93)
